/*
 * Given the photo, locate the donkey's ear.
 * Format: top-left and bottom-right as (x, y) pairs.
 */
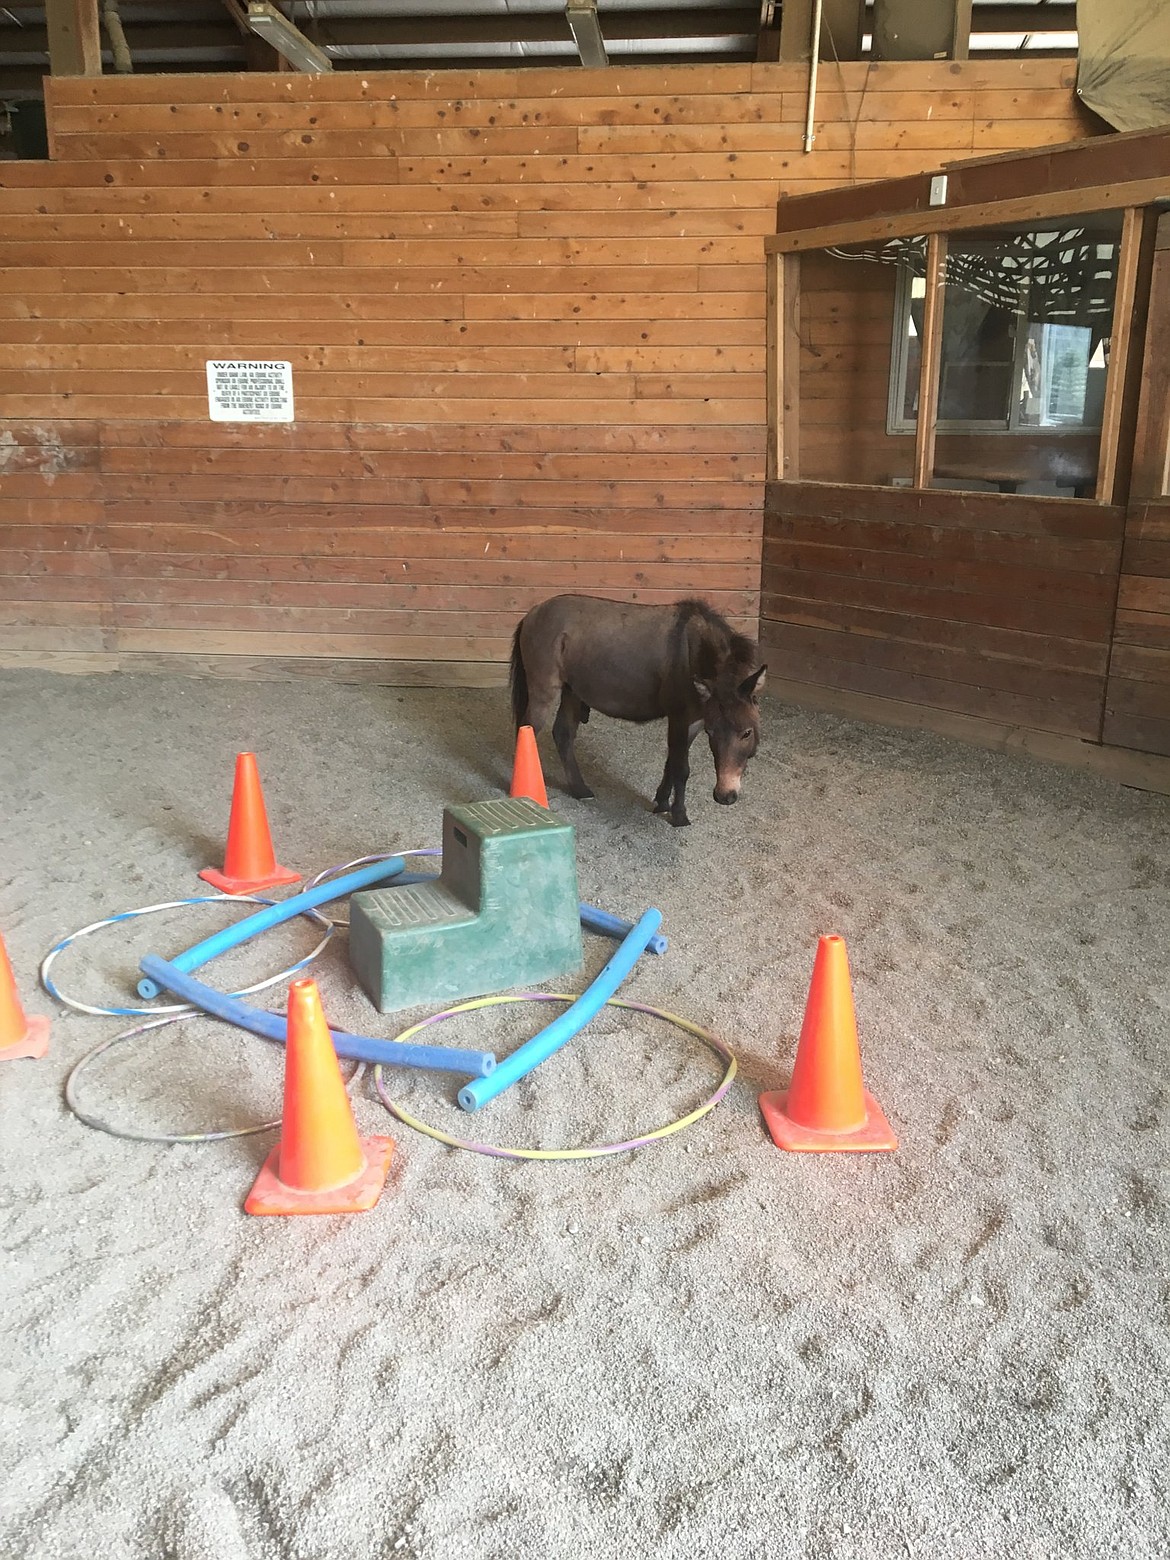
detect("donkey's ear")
(739, 665), (766, 701)
(694, 679), (714, 703)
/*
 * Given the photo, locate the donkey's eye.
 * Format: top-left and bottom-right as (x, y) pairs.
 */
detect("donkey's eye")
(740, 729), (753, 743)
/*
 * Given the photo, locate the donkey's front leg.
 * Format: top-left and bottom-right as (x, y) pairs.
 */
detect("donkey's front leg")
(652, 714), (694, 827)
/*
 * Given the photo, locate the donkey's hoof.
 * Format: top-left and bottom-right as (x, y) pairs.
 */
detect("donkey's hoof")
(568, 785), (595, 800)
(669, 812), (691, 828)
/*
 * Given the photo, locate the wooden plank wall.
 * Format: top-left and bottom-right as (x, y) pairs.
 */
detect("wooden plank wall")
(798, 249), (912, 485)
(1107, 495), (1170, 753)
(1102, 226), (1170, 757)
(1108, 497), (1170, 754)
(0, 59), (1093, 681)
(760, 483), (1126, 739)
(796, 250), (1102, 494)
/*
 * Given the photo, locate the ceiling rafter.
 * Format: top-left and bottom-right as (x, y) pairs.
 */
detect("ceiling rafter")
(0, 0), (1080, 102)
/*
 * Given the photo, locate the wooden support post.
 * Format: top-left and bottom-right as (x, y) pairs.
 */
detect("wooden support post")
(1096, 208), (1154, 505)
(45, 0), (101, 76)
(952, 0), (973, 60)
(913, 232), (946, 490)
(782, 256), (802, 482)
(768, 253), (802, 482)
(778, 0), (812, 60)
(246, 32), (289, 70)
(767, 253), (780, 482)
(779, 0), (864, 61)
(756, 19), (782, 62)
(872, 0), (972, 60)
(1129, 214), (1170, 501)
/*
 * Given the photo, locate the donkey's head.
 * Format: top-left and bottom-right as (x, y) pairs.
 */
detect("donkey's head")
(695, 664), (766, 805)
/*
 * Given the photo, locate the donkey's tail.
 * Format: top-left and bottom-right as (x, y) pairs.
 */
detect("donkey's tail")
(509, 620), (528, 730)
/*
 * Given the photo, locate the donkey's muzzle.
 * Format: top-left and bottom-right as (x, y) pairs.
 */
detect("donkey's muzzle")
(714, 787), (739, 805)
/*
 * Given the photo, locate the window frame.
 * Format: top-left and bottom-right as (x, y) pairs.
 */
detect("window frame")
(885, 243), (1112, 440)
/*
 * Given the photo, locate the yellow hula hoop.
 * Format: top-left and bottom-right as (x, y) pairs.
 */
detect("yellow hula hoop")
(372, 992), (737, 1162)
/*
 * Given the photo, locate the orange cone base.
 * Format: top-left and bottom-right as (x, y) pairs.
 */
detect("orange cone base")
(759, 1088), (897, 1154)
(199, 862), (301, 896)
(0, 1013), (50, 1062)
(244, 1134), (395, 1216)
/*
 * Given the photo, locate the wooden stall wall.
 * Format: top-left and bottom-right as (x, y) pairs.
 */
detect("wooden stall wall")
(1104, 222), (1170, 757)
(1108, 496), (1170, 754)
(0, 59), (1093, 682)
(761, 483), (1126, 740)
(797, 250), (911, 487)
(795, 251), (1103, 496)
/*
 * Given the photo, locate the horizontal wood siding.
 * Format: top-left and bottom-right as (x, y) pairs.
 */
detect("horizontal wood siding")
(1104, 498), (1170, 754)
(0, 59), (1093, 679)
(798, 249), (911, 486)
(761, 482), (1126, 738)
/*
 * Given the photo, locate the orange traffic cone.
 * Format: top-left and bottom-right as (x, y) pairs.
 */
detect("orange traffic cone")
(509, 724), (549, 808)
(245, 978), (394, 1216)
(759, 935), (897, 1153)
(0, 931), (49, 1062)
(199, 751), (301, 895)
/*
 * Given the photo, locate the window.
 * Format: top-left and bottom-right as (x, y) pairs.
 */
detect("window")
(888, 218), (1123, 436)
(780, 215), (1129, 497)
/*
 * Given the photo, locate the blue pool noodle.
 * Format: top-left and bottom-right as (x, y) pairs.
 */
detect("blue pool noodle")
(579, 901), (667, 956)
(456, 906), (663, 1113)
(136, 856), (407, 1000)
(138, 953), (496, 1078)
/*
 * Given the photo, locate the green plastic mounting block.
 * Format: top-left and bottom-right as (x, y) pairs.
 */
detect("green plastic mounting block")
(347, 798), (583, 1014)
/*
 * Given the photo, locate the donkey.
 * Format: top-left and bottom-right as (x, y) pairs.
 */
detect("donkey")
(510, 594), (766, 827)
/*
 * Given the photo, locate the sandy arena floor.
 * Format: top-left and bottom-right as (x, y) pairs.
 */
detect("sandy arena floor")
(1, 668), (1168, 1560)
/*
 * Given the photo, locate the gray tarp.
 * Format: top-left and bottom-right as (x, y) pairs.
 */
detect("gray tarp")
(1077, 0), (1170, 132)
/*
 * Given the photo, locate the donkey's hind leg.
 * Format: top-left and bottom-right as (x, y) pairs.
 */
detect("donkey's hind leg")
(553, 688), (595, 799)
(519, 667), (561, 735)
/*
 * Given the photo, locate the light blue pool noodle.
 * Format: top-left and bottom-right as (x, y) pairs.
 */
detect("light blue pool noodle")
(579, 901), (667, 956)
(136, 856), (406, 1000)
(456, 906), (663, 1113)
(138, 954), (495, 1078)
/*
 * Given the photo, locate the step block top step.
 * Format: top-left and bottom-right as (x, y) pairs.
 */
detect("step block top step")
(450, 797), (566, 840)
(348, 796), (583, 1016)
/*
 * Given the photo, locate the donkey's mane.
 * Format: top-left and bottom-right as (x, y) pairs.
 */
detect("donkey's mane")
(674, 597), (758, 676)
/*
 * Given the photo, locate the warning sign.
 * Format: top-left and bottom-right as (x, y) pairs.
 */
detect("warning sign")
(206, 360), (295, 423)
